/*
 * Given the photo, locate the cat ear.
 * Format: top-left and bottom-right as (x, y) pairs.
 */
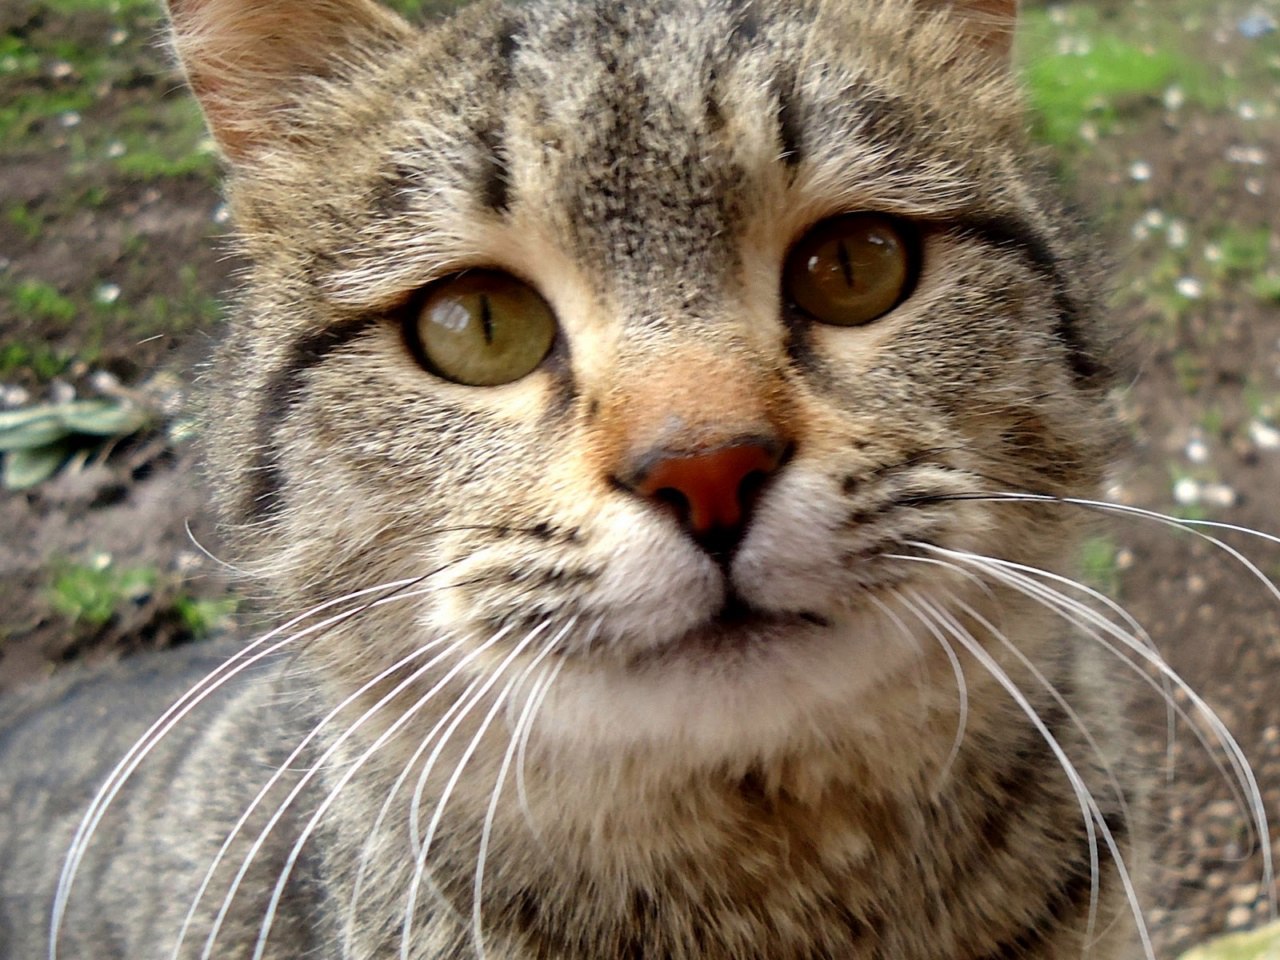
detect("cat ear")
(930, 0), (1019, 62)
(165, 0), (412, 163)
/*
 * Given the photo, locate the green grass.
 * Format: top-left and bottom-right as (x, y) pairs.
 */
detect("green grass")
(0, 342), (71, 380)
(1079, 535), (1121, 596)
(4, 202), (45, 241)
(8, 279), (77, 325)
(104, 99), (217, 184)
(47, 556), (238, 637)
(1017, 8), (1209, 150)
(172, 594), (238, 638)
(49, 559), (157, 628)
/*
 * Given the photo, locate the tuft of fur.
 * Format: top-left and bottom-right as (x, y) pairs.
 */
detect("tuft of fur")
(0, 2), (1154, 959)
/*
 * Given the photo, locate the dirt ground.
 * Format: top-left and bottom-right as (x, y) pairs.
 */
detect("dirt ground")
(1, 1), (1279, 957)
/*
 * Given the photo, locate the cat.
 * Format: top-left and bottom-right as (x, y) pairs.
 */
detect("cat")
(0, 0), (1272, 958)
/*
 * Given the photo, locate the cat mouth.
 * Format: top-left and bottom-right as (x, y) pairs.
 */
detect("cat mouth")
(678, 591), (829, 651)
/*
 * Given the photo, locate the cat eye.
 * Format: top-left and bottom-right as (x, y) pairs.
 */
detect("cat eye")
(783, 214), (915, 327)
(405, 270), (557, 386)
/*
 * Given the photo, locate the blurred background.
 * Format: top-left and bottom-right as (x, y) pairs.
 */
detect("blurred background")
(1, 1), (1278, 956)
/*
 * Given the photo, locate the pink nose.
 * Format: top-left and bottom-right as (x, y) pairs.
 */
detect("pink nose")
(624, 440), (785, 557)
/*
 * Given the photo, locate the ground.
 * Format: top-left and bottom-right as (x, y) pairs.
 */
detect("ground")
(0, 1), (1278, 957)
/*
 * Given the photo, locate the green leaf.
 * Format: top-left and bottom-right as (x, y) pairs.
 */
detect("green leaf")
(0, 407), (72, 451)
(58, 399), (149, 437)
(0, 400), (150, 454)
(3, 444), (71, 490)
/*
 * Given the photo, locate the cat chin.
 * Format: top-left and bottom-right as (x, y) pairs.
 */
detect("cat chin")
(530, 614), (927, 765)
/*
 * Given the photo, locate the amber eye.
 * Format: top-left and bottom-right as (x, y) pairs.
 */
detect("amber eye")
(406, 270), (557, 386)
(783, 214), (914, 327)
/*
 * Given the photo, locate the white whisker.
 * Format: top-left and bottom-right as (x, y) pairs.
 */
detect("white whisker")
(51, 575), (432, 960)
(912, 539), (1275, 916)
(471, 633), (566, 959)
(515, 619), (595, 843)
(171, 633), (453, 960)
(342, 670), (493, 956)
(225, 624), (515, 960)
(870, 592), (969, 790)
(399, 620), (574, 960)
(905, 586), (1153, 958)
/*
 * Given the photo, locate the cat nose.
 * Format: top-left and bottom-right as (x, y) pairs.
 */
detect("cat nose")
(622, 439), (787, 560)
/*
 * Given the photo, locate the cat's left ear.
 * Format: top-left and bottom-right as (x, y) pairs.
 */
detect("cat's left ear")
(933, 0), (1019, 62)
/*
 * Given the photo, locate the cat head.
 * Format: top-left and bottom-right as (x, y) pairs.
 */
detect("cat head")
(172, 0), (1116, 757)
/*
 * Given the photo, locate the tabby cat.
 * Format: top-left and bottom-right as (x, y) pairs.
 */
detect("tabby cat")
(0, 0), (1268, 957)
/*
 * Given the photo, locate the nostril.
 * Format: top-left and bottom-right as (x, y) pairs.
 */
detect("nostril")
(652, 486), (691, 525)
(737, 469), (770, 510)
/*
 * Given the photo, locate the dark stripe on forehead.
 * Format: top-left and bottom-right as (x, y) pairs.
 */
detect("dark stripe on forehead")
(774, 68), (804, 168)
(244, 316), (378, 521)
(477, 19), (521, 215)
(478, 123), (512, 215)
(951, 214), (1107, 385)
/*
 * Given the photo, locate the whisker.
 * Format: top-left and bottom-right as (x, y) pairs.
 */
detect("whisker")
(405, 622), (556, 855)
(471, 633), (566, 959)
(918, 491), (1280, 605)
(399, 620), (574, 960)
(342, 668), (498, 950)
(170, 632), (454, 960)
(221, 625), (515, 960)
(515, 619), (598, 842)
(869, 592), (969, 790)
(902, 556), (1138, 854)
(915, 542), (1274, 904)
(905, 585), (1153, 959)
(51, 575), (433, 960)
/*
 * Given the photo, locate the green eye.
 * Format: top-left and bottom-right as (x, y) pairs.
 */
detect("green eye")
(783, 214), (914, 327)
(407, 270), (557, 386)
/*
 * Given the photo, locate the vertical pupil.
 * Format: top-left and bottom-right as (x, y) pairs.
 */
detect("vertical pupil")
(836, 238), (855, 288)
(479, 294), (494, 345)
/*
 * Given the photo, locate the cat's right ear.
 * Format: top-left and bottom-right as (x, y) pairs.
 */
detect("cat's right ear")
(165, 0), (412, 164)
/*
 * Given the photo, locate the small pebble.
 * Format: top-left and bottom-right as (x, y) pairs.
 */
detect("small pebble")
(1200, 483), (1237, 508)
(1239, 10), (1278, 38)
(1227, 145), (1268, 165)
(1250, 420), (1280, 450)
(1174, 477), (1202, 505)
(1230, 883), (1261, 905)
(1226, 905), (1253, 928)
(1130, 161), (1153, 182)
(1176, 277), (1203, 299)
(88, 370), (121, 395)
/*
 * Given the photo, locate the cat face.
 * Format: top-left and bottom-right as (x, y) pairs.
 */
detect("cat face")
(183, 0), (1115, 755)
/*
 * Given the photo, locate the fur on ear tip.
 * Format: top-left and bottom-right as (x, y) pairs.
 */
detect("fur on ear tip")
(164, 0), (412, 163)
(934, 0), (1020, 61)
